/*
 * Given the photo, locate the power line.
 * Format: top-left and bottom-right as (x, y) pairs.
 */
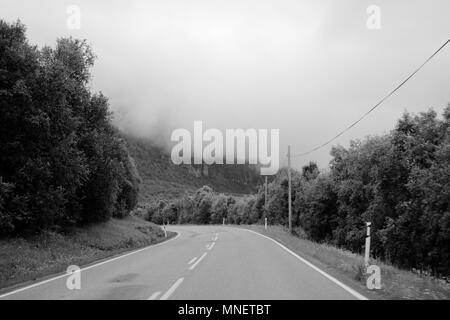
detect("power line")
(292, 38), (450, 158)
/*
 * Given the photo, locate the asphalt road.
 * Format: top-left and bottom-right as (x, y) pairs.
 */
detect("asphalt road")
(0, 225), (366, 300)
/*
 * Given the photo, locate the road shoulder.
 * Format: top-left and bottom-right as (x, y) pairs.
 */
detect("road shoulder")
(0, 216), (176, 294)
(237, 225), (450, 300)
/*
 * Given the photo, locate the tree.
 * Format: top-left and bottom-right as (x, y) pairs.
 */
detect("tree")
(294, 174), (338, 242)
(0, 20), (139, 235)
(192, 186), (214, 224)
(302, 162), (319, 181)
(210, 194), (228, 224)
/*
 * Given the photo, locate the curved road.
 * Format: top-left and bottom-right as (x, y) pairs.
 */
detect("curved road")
(0, 226), (366, 300)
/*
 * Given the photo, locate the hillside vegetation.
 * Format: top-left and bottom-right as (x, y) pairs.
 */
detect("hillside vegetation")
(123, 134), (263, 203)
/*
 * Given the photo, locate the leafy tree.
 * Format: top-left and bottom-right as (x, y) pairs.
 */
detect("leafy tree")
(192, 186), (214, 224)
(302, 162), (320, 181)
(0, 20), (138, 235)
(210, 194), (228, 224)
(294, 174), (338, 242)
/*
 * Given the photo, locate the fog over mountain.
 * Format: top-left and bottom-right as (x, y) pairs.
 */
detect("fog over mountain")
(2, 0), (450, 168)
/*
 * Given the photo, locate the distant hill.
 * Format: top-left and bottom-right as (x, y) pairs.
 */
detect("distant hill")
(121, 134), (263, 203)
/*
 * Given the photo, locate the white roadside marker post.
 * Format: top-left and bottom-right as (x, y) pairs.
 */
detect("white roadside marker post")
(265, 217), (267, 230)
(223, 218), (225, 226)
(163, 224), (167, 238)
(364, 222), (371, 267)
(364, 221), (382, 290)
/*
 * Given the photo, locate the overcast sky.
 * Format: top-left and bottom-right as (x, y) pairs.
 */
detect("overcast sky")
(1, 0), (450, 169)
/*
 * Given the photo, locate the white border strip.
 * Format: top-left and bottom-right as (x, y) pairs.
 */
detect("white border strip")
(0, 231), (181, 299)
(242, 229), (368, 300)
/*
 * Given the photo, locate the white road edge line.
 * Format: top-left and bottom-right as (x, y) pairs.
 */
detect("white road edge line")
(207, 242), (216, 250)
(188, 257), (197, 265)
(189, 252), (208, 270)
(147, 291), (161, 300)
(160, 278), (184, 300)
(241, 229), (369, 301)
(0, 231), (182, 299)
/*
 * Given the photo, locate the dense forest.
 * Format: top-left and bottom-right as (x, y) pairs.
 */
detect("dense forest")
(146, 106), (450, 277)
(0, 20), (139, 235)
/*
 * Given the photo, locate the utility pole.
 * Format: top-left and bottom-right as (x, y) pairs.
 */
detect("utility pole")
(287, 145), (292, 234)
(264, 176), (268, 229)
(264, 176), (268, 207)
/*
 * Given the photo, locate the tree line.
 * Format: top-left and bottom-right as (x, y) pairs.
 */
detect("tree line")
(146, 105), (450, 277)
(0, 20), (139, 235)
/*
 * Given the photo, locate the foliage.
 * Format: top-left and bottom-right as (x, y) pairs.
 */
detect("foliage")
(0, 20), (139, 235)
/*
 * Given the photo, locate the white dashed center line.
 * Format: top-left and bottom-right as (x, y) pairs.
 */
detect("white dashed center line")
(160, 278), (184, 300)
(154, 231), (220, 300)
(189, 252), (208, 270)
(147, 291), (161, 300)
(188, 257), (197, 265)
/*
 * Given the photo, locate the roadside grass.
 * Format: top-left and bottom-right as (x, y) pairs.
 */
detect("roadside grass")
(242, 224), (450, 300)
(0, 216), (174, 291)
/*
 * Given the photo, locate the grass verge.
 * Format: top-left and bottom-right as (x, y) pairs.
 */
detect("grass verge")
(242, 225), (450, 300)
(0, 216), (175, 291)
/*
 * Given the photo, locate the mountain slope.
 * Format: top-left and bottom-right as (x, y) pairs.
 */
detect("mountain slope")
(122, 134), (263, 203)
